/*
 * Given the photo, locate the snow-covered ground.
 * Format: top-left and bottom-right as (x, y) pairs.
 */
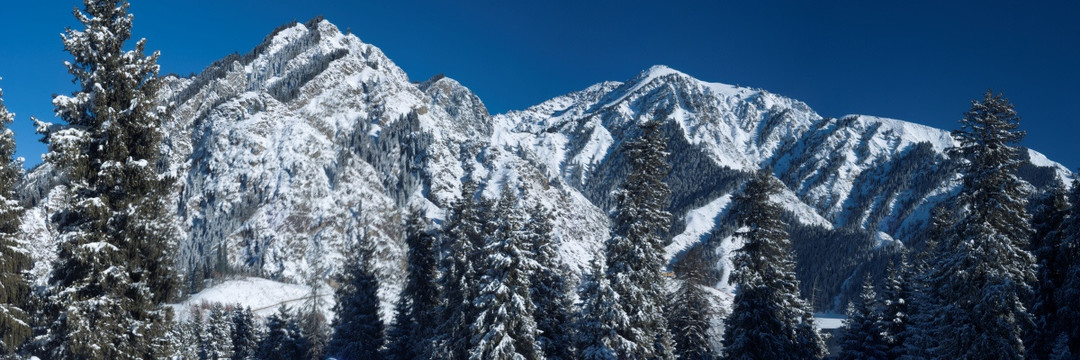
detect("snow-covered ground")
(169, 277), (334, 320)
(814, 313), (847, 330)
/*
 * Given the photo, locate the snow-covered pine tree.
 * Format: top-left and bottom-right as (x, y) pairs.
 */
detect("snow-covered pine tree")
(900, 206), (950, 360)
(256, 306), (308, 360)
(604, 119), (675, 359)
(721, 169), (826, 360)
(467, 186), (542, 360)
(432, 177), (485, 360)
(924, 91), (1035, 359)
(172, 308), (205, 360)
(325, 227), (384, 360)
(37, 1), (178, 358)
(1028, 181), (1070, 359)
(230, 307), (260, 360)
(0, 78), (30, 357)
(386, 209), (440, 360)
(878, 254), (909, 360)
(201, 304), (234, 360)
(1053, 178), (1080, 356)
(525, 196), (577, 360)
(837, 276), (888, 360)
(574, 259), (621, 360)
(301, 241), (330, 360)
(669, 245), (716, 360)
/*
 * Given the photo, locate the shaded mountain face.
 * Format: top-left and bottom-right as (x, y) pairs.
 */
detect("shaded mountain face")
(18, 18), (1073, 313)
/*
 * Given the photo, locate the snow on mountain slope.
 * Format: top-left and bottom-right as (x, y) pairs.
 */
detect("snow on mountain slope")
(170, 277), (334, 321)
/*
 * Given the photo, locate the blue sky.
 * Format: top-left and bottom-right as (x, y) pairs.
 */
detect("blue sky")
(1, 1), (1078, 170)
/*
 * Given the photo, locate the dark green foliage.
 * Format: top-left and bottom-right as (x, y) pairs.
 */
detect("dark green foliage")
(669, 245), (716, 360)
(526, 199), (577, 360)
(1053, 179), (1080, 356)
(257, 306), (308, 360)
(431, 178), (485, 360)
(878, 255), (909, 360)
(230, 307), (260, 360)
(38, 1), (178, 358)
(721, 169), (826, 360)
(202, 304), (234, 360)
(604, 119), (675, 359)
(574, 260), (620, 360)
(385, 209), (440, 360)
(1028, 181), (1070, 359)
(326, 231), (384, 360)
(0, 79), (29, 356)
(837, 277), (888, 360)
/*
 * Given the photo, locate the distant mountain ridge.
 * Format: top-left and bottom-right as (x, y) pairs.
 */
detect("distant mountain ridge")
(17, 17), (1074, 314)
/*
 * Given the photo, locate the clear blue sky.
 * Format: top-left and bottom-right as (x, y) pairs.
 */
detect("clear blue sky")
(1, 1), (1078, 170)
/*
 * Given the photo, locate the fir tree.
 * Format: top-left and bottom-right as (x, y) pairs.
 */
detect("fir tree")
(256, 306), (307, 360)
(301, 241), (330, 360)
(575, 259), (621, 360)
(202, 304), (234, 360)
(1053, 178), (1080, 356)
(924, 91), (1035, 359)
(230, 307), (259, 360)
(878, 255), (909, 360)
(669, 245), (717, 360)
(900, 206), (951, 360)
(721, 169), (826, 360)
(1028, 181), (1070, 359)
(604, 119), (675, 359)
(38, 1), (178, 358)
(385, 209), (440, 360)
(525, 198), (577, 360)
(432, 177), (485, 360)
(467, 187), (542, 360)
(0, 78), (30, 356)
(325, 229), (384, 360)
(837, 277), (888, 360)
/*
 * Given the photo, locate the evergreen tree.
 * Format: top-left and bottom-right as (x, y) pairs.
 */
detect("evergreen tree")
(201, 304), (234, 360)
(878, 255), (909, 360)
(1028, 181), (1070, 359)
(721, 169), (826, 360)
(467, 187), (542, 360)
(575, 259), (620, 360)
(1053, 178), (1080, 356)
(525, 198), (576, 360)
(604, 119), (675, 359)
(900, 206), (951, 360)
(0, 78), (30, 356)
(301, 242), (330, 360)
(256, 306), (307, 360)
(432, 177), (486, 360)
(385, 209), (440, 360)
(837, 277), (888, 360)
(669, 245), (717, 360)
(325, 229), (384, 360)
(924, 91), (1035, 359)
(38, 1), (178, 358)
(230, 307), (260, 360)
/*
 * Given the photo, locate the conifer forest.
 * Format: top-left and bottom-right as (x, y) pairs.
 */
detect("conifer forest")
(0, 1), (1077, 359)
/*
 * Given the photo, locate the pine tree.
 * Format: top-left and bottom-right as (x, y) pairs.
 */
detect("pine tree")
(467, 186), (542, 360)
(575, 259), (620, 360)
(230, 307), (260, 360)
(325, 229), (384, 360)
(201, 304), (234, 360)
(1053, 178), (1080, 356)
(721, 169), (826, 360)
(301, 242), (330, 360)
(0, 78), (30, 356)
(385, 209), (440, 360)
(525, 198), (576, 360)
(900, 206), (950, 360)
(1028, 181), (1070, 359)
(878, 255), (909, 360)
(38, 1), (178, 358)
(669, 245), (717, 360)
(604, 119), (675, 359)
(432, 178), (486, 360)
(837, 277), (888, 360)
(256, 306), (307, 360)
(923, 91), (1035, 359)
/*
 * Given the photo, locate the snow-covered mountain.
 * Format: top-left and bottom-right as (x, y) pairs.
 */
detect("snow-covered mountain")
(18, 17), (1074, 315)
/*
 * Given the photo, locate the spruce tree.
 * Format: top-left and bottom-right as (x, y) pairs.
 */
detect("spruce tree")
(385, 209), (440, 360)
(526, 199), (576, 360)
(1028, 181), (1069, 359)
(604, 119), (675, 359)
(669, 245), (717, 360)
(467, 187), (542, 360)
(1053, 178), (1080, 356)
(432, 178), (485, 360)
(575, 259), (621, 360)
(878, 255), (909, 360)
(202, 304), (234, 360)
(325, 229), (384, 360)
(38, 1), (178, 358)
(837, 277), (888, 360)
(900, 206), (950, 360)
(0, 78), (30, 356)
(721, 169), (826, 360)
(301, 242), (330, 360)
(256, 306), (307, 360)
(924, 91), (1035, 359)
(230, 307), (260, 360)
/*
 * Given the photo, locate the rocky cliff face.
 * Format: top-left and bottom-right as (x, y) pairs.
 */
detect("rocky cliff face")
(19, 18), (1073, 313)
